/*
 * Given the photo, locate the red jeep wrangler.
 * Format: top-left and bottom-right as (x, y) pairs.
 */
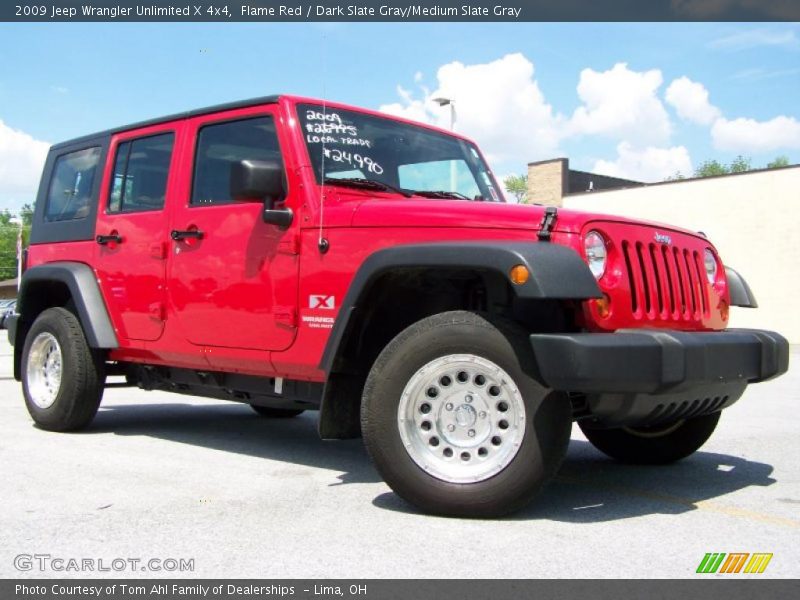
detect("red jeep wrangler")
(8, 95), (789, 516)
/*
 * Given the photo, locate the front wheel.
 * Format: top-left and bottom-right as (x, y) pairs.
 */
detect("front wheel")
(361, 311), (572, 517)
(578, 412), (721, 465)
(22, 307), (105, 432)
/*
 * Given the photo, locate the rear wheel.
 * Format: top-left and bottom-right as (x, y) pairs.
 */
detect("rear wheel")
(578, 412), (721, 464)
(361, 310), (571, 517)
(249, 405), (305, 418)
(22, 307), (105, 432)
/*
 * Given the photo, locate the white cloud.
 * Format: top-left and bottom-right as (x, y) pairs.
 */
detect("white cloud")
(380, 57), (685, 165)
(712, 116), (800, 152)
(379, 53), (564, 163)
(380, 53), (799, 181)
(568, 63), (672, 146)
(709, 27), (799, 51)
(664, 75), (800, 154)
(665, 77), (721, 125)
(593, 142), (692, 182)
(380, 84), (430, 125)
(0, 120), (49, 208)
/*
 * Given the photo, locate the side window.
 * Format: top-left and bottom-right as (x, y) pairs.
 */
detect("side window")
(108, 133), (174, 212)
(45, 147), (101, 222)
(191, 116), (283, 205)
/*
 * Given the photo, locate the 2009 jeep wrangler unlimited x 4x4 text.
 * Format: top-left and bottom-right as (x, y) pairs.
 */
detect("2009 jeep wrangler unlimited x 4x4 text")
(8, 95), (789, 516)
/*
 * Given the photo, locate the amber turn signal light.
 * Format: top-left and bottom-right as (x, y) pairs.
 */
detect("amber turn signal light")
(509, 265), (530, 285)
(594, 294), (611, 319)
(719, 299), (729, 321)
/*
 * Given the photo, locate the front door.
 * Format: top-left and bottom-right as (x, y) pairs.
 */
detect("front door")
(167, 106), (299, 352)
(95, 125), (178, 342)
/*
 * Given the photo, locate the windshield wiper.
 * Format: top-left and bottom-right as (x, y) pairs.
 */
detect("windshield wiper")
(411, 190), (475, 200)
(324, 177), (412, 198)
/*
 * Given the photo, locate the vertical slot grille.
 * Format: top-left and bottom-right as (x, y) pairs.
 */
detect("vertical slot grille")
(660, 245), (676, 315)
(692, 250), (709, 315)
(673, 247), (688, 316)
(622, 241), (638, 315)
(683, 249), (698, 316)
(635, 242), (652, 315)
(648, 243), (665, 315)
(618, 231), (709, 324)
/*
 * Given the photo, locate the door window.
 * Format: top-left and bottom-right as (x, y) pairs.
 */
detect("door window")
(191, 116), (283, 206)
(108, 133), (174, 213)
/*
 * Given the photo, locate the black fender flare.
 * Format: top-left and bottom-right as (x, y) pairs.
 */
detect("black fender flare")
(318, 241), (601, 374)
(725, 266), (758, 308)
(16, 262), (118, 349)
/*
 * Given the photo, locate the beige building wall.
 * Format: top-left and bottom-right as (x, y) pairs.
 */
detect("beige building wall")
(527, 159), (566, 206)
(563, 166), (800, 343)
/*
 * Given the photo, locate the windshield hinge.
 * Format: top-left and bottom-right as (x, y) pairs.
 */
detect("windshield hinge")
(537, 206), (558, 241)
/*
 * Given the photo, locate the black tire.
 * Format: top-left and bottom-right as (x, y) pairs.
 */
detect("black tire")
(21, 307), (105, 432)
(361, 310), (572, 518)
(578, 412), (721, 465)
(249, 405), (305, 418)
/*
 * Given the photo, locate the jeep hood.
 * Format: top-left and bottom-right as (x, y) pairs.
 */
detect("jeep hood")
(349, 199), (706, 240)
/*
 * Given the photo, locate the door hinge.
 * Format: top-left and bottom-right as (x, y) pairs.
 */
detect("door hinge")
(148, 302), (166, 321)
(274, 306), (297, 328)
(150, 242), (167, 260)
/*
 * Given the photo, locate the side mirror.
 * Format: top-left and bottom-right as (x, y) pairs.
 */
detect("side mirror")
(230, 159), (293, 229)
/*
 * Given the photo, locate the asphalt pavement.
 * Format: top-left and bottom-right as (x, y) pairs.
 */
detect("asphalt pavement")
(0, 338), (797, 578)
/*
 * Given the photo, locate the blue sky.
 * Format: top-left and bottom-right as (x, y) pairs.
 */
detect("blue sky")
(1, 22), (798, 210)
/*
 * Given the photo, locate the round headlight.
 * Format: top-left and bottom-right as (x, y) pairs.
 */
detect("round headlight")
(584, 231), (607, 279)
(704, 249), (717, 284)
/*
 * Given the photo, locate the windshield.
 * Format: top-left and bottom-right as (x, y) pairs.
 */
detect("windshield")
(297, 103), (503, 202)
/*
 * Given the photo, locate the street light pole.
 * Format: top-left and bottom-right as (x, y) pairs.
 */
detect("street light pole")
(432, 97), (457, 191)
(432, 97), (456, 130)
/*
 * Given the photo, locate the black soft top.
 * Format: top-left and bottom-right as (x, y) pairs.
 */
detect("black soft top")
(50, 95), (281, 150)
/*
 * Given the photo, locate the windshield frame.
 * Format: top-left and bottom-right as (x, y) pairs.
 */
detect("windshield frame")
(292, 101), (505, 202)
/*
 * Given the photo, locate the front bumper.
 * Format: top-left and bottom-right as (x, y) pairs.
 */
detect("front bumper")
(530, 328), (789, 427)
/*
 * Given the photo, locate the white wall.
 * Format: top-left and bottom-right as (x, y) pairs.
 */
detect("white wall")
(564, 167), (800, 343)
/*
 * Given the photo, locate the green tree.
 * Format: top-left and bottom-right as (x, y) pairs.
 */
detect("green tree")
(671, 155), (791, 182)
(767, 156), (790, 169)
(694, 159), (729, 178)
(0, 206), (33, 282)
(20, 203), (34, 227)
(729, 155), (752, 173)
(0, 211), (18, 281)
(503, 174), (528, 203)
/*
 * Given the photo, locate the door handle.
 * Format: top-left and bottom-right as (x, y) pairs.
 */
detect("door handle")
(96, 234), (123, 245)
(171, 229), (204, 241)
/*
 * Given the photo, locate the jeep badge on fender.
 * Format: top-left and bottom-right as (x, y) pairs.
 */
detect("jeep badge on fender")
(7, 95), (789, 517)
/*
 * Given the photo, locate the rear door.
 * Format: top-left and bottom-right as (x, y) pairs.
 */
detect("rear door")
(166, 105), (299, 352)
(94, 124), (179, 342)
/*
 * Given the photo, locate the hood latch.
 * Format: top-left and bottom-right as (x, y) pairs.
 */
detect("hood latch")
(537, 206), (558, 241)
